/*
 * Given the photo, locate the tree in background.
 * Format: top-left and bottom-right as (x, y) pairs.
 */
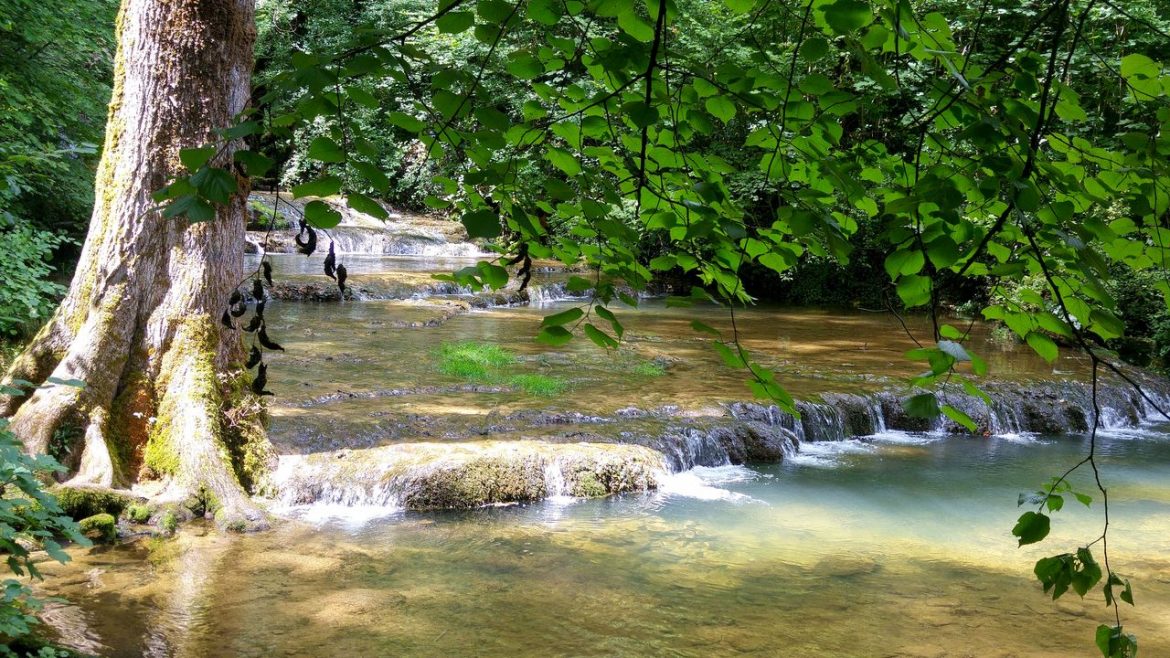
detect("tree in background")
(0, 0), (116, 337)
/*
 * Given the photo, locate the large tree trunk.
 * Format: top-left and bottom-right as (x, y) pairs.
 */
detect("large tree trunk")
(1, 0), (270, 530)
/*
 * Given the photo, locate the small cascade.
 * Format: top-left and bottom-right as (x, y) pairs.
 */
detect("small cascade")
(270, 442), (667, 513)
(525, 282), (584, 305)
(654, 427), (733, 471)
(724, 376), (1170, 443)
(543, 461), (568, 498)
(795, 401), (846, 442)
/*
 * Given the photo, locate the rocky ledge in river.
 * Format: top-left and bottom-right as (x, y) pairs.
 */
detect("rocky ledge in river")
(271, 441), (668, 511)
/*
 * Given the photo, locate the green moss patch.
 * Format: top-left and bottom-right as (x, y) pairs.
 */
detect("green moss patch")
(435, 341), (569, 396)
(78, 513), (116, 543)
(52, 486), (133, 520)
(436, 341), (515, 379)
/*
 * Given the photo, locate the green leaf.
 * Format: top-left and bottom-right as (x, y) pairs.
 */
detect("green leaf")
(541, 307), (584, 327)
(527, 0), (562, 25)
(895, 275), (932, 307)
(705, 96), (736, 123)
(941, 405), (977, 432)
(461, 208), (502, 239)
(307, 136), (346, 163)
(536, 325), (573, 346)
(713, 342), (745, 368)
(799, 37), (830, 61)
(351, 161), (390, 192)
(478, 262), (509, 289)
(388, 112), (426, 133)
(180, 146), (216, 172)
(1025, 332), (1059, 363)
(506, 52), (544, 80)
(617, 10), (655, 42)
(904, 393), (940, 419)
(691, 320), (721, 336)
(623, 101), (658, 129)
(1012, 511), (1051, 546)
(234, 150), (273, 177)
(346, 193), (389, 220)
(436, 11), (474, 33)
(162, 194), (215, 222)
(884, 249), (925, 279)
(303, 200), (342, 229)
(192, 166), (237, 203)
(584, 323), (620, 348)
(291, 176), (342, 199)
(823, 0), (872, 34)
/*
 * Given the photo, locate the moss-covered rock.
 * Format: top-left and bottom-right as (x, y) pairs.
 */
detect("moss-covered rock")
(79, 513), (116, 543)
(52, 486), (134, 520)
(277, 441), (666, 511)
(124, 503), (151, 524)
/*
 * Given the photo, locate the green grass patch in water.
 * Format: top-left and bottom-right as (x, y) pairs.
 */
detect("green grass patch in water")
(436, 341), (568, 396)
(437, 341), (516, 380)
(508, 374), (568, 396)
(628, 360), (666, 377)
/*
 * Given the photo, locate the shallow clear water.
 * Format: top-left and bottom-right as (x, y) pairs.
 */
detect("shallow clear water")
(31, 253), (1164, 656)
(37, 428), (1170, 657)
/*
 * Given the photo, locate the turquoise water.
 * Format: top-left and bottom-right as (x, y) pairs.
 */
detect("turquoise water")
(37, 426), (1170, 657)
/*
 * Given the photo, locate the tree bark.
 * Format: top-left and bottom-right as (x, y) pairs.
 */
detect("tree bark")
(1, 0), (270, 530)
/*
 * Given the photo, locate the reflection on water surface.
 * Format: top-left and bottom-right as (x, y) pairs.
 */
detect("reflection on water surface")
(36, 429), (1170, 657)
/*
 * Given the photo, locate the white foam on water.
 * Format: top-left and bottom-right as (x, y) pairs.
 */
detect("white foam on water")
(788, 439), (875, 468)
(657, 465), (762, 502)
(274, 502), (402, 527)
(1096, 427), (1165, 441)
(991, 432), (1044, 443)
(868, 430), (940, 445)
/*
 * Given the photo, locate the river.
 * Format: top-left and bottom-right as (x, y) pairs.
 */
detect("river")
(31, 247), (1170, 657)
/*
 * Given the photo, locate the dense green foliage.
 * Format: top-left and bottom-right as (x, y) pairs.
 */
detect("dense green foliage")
(0, 415), (87, 648)
(0, 0), (116, 336)
(0, 226), (68, 337)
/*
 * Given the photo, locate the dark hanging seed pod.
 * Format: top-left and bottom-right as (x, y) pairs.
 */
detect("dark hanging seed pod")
(261, 260), (273, 285)
(230, 301), (248, 317)
(251, 363), (273, 396)
(252, 278), (265, 302)
(323, 242), (336, 280)
(229, 290), (243, 306)
(336, 263), (347, 296)
(295, 222), (317, 256)
(518, 255), (532, 292)
(258, 325), (284, 351)
(243, 315), (262, 333)
(221, 309), (235, 329)
(245, 345), (262, 369)
(256, 300), (266, 319)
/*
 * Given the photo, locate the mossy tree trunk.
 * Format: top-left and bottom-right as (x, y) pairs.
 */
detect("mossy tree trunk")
(0, 0), (270, 530)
